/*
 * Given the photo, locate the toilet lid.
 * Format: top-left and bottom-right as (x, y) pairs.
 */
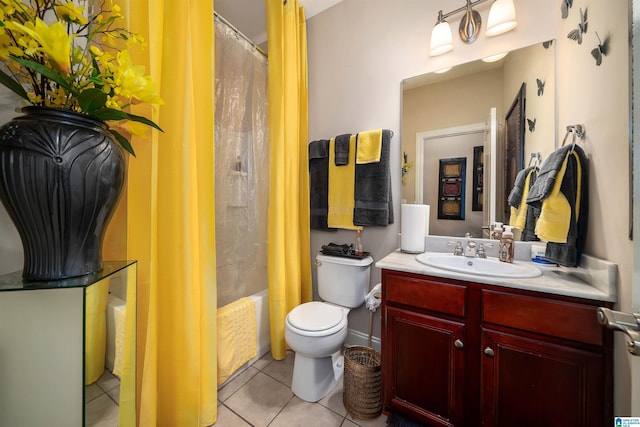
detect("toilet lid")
(287, 301), (345, 332)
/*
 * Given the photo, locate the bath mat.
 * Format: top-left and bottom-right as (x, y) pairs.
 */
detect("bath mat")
(386, 412), (427, 427)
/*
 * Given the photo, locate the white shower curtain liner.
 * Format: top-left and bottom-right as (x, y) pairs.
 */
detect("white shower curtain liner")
(214, 16), (269, 307)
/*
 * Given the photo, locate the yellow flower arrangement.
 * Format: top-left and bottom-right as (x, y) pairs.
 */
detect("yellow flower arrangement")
(0, 0), (162, 155)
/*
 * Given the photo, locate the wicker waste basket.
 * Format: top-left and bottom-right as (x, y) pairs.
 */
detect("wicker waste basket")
(343, 345), (382, 419)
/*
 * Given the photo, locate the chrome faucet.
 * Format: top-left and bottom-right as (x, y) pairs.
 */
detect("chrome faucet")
(476, 243), (486, 258)
(450, 241), (464, 256)
(464, 241), (477, 257)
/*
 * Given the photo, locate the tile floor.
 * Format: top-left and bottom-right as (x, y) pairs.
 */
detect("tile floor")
(213, 351), (388, 427)
(85, 370), (120, 427)
(84, 350), (389, 427)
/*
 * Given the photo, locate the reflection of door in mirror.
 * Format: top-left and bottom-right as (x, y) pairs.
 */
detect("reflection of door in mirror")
(483, 107), (502, 237)
(504, 83), (526, 221)
(416, 124), (486, 237)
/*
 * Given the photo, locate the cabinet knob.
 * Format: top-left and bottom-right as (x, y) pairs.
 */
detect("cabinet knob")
(454, 339), (464, 349)
(484, 347), (495, 357)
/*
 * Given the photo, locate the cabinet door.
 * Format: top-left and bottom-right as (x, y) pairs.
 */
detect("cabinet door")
(481, 329), (604, 427)
(383, 306), (465, 427)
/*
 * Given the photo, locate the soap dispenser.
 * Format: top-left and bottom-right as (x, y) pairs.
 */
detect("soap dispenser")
(499, 225), (514, 263)
(491, 222), (503, 240)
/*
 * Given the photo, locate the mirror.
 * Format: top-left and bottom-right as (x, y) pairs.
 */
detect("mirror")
(402, 41), (557, 238)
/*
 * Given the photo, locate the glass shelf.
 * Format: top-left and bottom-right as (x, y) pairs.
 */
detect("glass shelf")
(0, 260), (136, 292)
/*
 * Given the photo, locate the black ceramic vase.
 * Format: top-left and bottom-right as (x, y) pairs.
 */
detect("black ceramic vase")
(0, 107), (126, 281)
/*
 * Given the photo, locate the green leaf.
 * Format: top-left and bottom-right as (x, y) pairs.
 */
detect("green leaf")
(11, 57), (78, 95)
(90, 108), (163, 133)
(90, 107), (129, 121)
(109, 129), (136, 157)
(78, 88), (107, 113)
(124, 112), (164, 132)
(0, 68), (29, 101)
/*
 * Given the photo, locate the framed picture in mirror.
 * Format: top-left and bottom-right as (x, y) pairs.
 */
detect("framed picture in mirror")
(438, 157), (466, 220)
(472, 146), (483, 211)
(504, 83), (526, 220)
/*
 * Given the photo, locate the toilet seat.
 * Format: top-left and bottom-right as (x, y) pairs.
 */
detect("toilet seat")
(286, 302), (347, 337)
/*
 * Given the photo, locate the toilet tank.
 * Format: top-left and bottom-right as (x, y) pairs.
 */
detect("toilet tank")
(316, 253), (373, 308)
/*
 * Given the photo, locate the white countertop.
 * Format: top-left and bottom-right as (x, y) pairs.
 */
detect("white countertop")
(376, 249), (617, 303)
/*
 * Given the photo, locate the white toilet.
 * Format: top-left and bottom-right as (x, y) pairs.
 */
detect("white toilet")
(285, 253), (373, 402)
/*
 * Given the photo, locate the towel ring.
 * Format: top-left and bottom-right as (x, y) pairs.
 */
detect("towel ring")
(561, 124), (586, 151)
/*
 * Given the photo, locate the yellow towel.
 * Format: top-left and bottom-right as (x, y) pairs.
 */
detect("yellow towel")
(356, 129), (383, 164)
(535, 151), (582, 242)
(84, 278), (109, 385)
(113, 303), (126, 378)
(328, 135), (363, 230)
(509, 168), (534, 230)
(217, 297), (257, 385)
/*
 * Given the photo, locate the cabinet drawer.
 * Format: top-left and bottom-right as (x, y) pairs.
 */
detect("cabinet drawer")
(385, 272), (466, 317)
(482, 290), (602, 346)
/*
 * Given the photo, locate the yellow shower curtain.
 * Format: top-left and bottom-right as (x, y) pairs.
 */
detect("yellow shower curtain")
(112, 0), (218, 425)
(266, 0), (312, 360)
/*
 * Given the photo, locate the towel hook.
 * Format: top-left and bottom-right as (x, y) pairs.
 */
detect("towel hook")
(528, 152), (542, 168)
(561, 124), (586, 151)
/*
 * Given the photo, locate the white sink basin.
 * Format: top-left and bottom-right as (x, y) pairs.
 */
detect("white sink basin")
(415, 253), (542, 279)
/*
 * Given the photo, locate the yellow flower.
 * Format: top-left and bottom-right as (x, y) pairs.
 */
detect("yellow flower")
(11, 19), (74, 74)
(47, 86), (68, 107)
(89, 45), (103, 57)
(54, 2), (87, 25)
(113, 50), (163, 104)
(27, 92), (42, 104)
(0, 32), (22, 60)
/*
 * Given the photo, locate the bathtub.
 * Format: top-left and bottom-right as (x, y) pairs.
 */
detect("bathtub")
(248, 289), (271, 364)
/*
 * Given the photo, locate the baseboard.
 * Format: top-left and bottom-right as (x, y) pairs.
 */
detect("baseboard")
(346, 328), (381, 353)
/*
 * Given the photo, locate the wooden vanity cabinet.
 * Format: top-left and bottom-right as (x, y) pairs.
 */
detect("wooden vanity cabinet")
(381, 269), (613, 427)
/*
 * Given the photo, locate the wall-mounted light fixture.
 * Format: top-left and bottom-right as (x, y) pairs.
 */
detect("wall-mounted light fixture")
(429, 0), (517, 57)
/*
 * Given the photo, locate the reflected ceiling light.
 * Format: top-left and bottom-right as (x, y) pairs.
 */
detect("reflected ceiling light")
(481, 52), (508, 62)
(433, 67), (453, 74)
(429, 0), (517, 56)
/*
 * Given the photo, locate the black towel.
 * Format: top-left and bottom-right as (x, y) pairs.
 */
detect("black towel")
(526, 144), (574, 208)
(544, 146), (589, 267)
(334, 133), (350, 166)
(508, 166), (536, 209)
(353, 129), (394, 226)
(508, 166), (540, 242)
(308, 140), (335, 231)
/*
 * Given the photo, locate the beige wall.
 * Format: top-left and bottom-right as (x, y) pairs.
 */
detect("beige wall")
(306, 0), (634, 415)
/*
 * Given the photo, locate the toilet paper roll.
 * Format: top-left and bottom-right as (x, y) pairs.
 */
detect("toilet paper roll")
(401, 204), (429, 253)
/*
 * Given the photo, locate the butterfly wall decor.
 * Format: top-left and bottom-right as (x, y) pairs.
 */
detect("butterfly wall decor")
(543, 40), (554, 49)
(561, 0), (573, 19)
(591, 31), (610, 66)
(527, 118), (536, 133)
(567, 8), (588, 45)
(536, 79), (545, 96)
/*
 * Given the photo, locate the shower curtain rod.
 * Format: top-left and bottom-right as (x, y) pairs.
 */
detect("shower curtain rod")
(214, 11), (268, 58)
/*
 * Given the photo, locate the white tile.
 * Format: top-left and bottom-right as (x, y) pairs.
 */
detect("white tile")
(85, 383), (104, 403)
(262, 350), (295, 387)
(319, 376), (348, 417)
(209, 404), (252, 427)
(269, 396), (344, 427)
(224, 372), (293, 427)
(218, 366), (260, 402)
(97, 370), (119, 393)
(347, 412), (388, 427)
(85, 393), (119, 427)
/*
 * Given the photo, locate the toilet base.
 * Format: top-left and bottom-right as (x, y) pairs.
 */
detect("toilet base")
(291, 351), (344, 402)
